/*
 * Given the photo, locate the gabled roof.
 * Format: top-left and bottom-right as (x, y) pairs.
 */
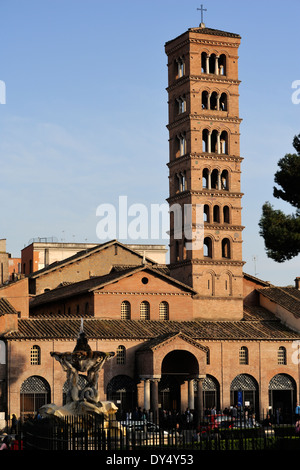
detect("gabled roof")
(29, 265), (197, 309)
(258, 286), (300, 318)
(137, 331), (209, 353)
(29, 240), (155, 279)
(243, 272), (271, 287)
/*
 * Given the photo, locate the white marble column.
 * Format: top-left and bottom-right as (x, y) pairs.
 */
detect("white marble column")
(206, 54), (210, 74)
(188, 379), (194, 410)
(144, 379), (151, 411)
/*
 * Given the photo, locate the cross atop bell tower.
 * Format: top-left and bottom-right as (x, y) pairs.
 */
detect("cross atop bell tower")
(165, 24), (244, 320)
(197, 4), (207, 26)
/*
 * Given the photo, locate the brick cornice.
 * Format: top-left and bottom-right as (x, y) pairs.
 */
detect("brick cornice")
(167, 153), (243, 168)
(167, 113), (242, 130)
(166, 75), (240, 93)
(167, 190), (243, 203)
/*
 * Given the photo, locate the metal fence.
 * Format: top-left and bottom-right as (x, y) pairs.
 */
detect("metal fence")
(19, 412), (300, 451)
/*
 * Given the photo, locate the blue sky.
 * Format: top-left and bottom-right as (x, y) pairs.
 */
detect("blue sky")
(0, 0), (299, 286)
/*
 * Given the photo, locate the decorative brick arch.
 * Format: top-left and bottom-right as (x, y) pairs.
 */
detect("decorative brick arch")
(136, 332), (207, 416)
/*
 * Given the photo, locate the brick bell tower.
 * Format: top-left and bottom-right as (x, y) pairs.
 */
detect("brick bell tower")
(165, 21), (244, 320)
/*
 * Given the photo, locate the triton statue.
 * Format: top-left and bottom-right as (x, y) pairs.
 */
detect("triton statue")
(40, 320), (116, 418)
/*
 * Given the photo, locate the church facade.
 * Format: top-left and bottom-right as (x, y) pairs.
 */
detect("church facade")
(0, 24), (300, 423)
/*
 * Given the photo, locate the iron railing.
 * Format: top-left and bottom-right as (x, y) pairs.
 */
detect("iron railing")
(17, 412), (300, 451)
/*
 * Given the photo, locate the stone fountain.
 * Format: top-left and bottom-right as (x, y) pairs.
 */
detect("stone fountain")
(40, 320), (117, 419)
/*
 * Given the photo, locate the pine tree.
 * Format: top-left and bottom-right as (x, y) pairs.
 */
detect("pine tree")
(258, 133), (300, 262)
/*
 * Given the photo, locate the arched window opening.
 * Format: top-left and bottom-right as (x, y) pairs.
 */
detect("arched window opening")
(239, 346), (249, 365)
(221, 169), (229, 190)
(204, 204), (210, 222)
(211, 130), (218, 153)
(278, 347), (287, 365)
(159, 301), (169, 320)
(175, 133), (186, 158)
(20, 376), (51, 420)
(176, 96), (186, 114)
(202, 375), (220, 411)
(202, 129), (209, 153)
(175, 57), (185, 79)
(202, 91), (209, 109)
(268, 374), (296, 416)
(121, 301), (131, 320)
(202, 168), (209, 189)
(210, 91), (218, 110)
(222, 238), (231, 259)
(176, 171), (186, 192)
(140, 301), (150, 320)
(223, 205), (230, 224)
(116, 345), (126, 365)
(220, 131), (228, 154)
(204, 237), (212, 258)
(209, 54), (216, 74)
(31, 345), (41, 366)
(201, 52), (208, 73)
(213, 205), (220, 223)
(211, 169), (219, 189)
(220, 93), (227, 111)
(107, 375), (137, 416)
(230, 375), (259, 416)
(178, 134), (186, 156)
(219, 54), (226, 76)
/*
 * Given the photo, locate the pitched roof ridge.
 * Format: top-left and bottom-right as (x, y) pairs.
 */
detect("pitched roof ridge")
(29, 240), (155, 278)
(277, 286), (300, 302)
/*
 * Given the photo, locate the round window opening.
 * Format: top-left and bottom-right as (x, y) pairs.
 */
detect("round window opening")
(142, 277), (149, 284)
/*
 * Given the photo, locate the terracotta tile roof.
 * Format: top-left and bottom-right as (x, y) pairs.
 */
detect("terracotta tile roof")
(29, 265), (196, 309)
(188, 26), (241, 39)
(0, 298), (18, 316)
(4, 311), (300, 341)
(165, 27), (241, 47)
(258, 287), (300, 318)
(243, 273), (271, 287)
(243, 305), (275, 320)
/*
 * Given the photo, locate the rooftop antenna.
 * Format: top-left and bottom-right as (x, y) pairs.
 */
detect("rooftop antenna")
(197, 4), (207, 27)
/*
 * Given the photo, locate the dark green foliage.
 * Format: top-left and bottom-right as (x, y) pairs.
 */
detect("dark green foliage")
(259, 133), (300, 262)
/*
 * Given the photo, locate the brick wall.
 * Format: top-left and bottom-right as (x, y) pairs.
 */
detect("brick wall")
(31, 244), (145, 295)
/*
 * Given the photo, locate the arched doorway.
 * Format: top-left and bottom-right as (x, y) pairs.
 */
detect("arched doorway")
(160, 350), (199, 412)
(230, 374), (259, 416)
(107, 375), (136, 418)
(269, 374), (296, 420)
(202, 375), (220, 412)
(20, 376), (51, 420)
